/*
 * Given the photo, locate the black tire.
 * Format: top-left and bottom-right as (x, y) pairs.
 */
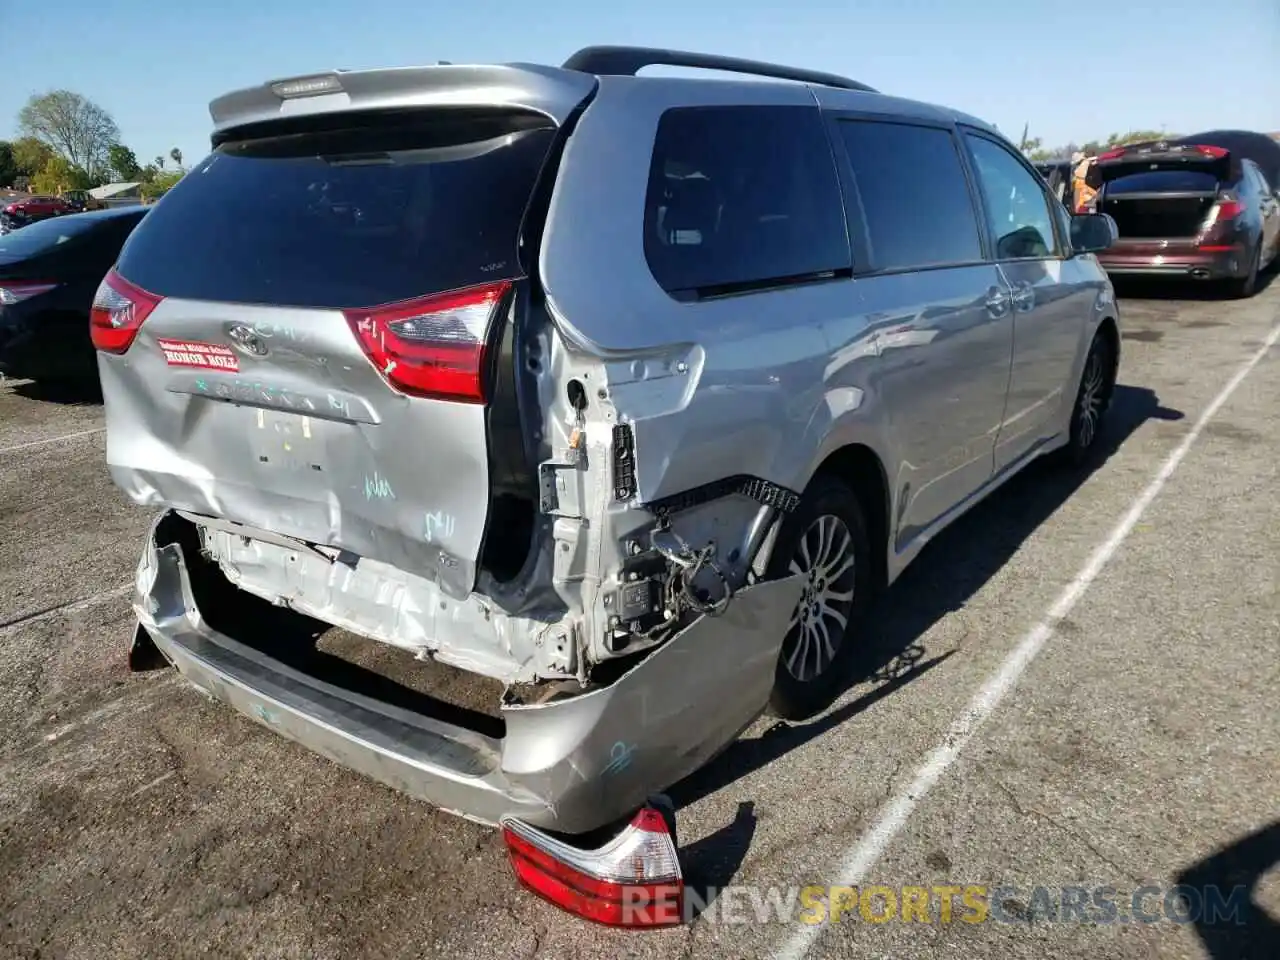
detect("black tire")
(765, 474), (874, 720)
(1227, 244), (1261, 299)
(1058, 330), (1117, 467)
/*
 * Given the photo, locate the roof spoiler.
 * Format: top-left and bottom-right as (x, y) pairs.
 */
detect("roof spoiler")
(208, 63), (598, 141)
(1093, 140), (1238, 185)
(1095, 141), (1230, 163)
(561, 45), (877, 93)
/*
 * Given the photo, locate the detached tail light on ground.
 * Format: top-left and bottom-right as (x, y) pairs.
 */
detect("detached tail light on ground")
(501, 802), (684, 928)
(0, 280), (58, 305)
(90, 269), (163, 354)
(344, 279), (511, 403)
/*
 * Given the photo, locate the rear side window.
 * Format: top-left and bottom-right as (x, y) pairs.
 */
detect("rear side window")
(1105, 170), (1220, 194)
(116, 111), (556, 308)
(643, 105), (850, 297)
(836, 120), (983, 270)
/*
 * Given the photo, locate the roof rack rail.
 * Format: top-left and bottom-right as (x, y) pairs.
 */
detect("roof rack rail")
(561, 45), (877, 93)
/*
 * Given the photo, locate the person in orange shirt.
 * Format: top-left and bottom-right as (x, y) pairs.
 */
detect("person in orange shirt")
(1071, 151), (1098, 213)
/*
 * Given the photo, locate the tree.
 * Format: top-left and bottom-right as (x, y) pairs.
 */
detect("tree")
(30, 155), (93, 194)
(17, 90), (121, 180)
(1104, 130), (1173, 148)
(11, 137), (55, 177)
(140, 169), (183, 202)
(154, 155), (165, 171)
(0, 142), (16, 188)
(138, 163), (158, 184)
(169, 147), (183, 170)
(107, 144), (141, 181)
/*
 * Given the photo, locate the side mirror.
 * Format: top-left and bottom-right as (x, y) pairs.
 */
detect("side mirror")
(1070, 213), (1118, 253)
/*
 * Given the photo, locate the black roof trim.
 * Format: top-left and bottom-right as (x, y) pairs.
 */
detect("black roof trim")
(562, 45), (877, 93)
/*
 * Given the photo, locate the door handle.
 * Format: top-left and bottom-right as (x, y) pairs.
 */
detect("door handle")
(984, 287), (1010, 314)
(1011, 284), (1035, 309)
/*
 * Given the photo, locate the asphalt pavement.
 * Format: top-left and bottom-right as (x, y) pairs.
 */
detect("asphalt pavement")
(0, 276), (1276, 960)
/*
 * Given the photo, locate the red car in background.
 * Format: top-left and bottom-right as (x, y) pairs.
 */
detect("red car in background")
(0, 195), (74, 235)
(1091, 137), (1280, 298)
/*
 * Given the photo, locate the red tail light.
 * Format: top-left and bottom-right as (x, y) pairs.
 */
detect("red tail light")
(90, 269), (163, 354)
(1212, 199), (1245, 221)
(343, 280), (511, 403)
(501, 805), (684, 928)
(1098, 148), (1125, 161)
(0, 280), (58, 305)
(1195, 144), (1229, 158)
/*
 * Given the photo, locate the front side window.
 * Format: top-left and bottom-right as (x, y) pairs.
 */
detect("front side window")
(965, 134), (1060, 260)
(643, 105), (850, 297)
(837, 120), (983, 271)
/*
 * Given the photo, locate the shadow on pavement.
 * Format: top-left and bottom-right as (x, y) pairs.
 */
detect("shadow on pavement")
(672, 383), (1184, 868)
(681, 801), (758, 918)
(1175, 820), (1280, 960)
(11, 377), (103, 405)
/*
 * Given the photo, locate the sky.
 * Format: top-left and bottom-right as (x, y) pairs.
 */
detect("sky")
(3, 0), (1278, 173)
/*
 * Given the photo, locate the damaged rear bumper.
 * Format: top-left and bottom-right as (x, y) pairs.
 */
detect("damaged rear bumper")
(133, 513), (804, 835)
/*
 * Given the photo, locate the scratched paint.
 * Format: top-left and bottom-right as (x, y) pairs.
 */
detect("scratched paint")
(212, 379), (319, 411)
(602, 741), (636, 777)
(364, 472), (396, 501)
(252, 702), (279, 726)
(424, 510), (456, 542)
(251, 319), (312, 344)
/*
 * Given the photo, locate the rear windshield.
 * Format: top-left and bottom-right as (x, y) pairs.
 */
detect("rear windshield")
(1105, 170), (1220, 195)
(116, 112), (556, 309)
(0, 215), (101, 258)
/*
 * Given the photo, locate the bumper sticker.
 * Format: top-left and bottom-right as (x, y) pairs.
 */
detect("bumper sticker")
(156, 338), (240, 372)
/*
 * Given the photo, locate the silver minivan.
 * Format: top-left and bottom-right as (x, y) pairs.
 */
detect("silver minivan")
(98, 46), (1120, 921)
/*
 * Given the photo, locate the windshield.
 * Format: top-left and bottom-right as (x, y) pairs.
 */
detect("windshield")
(117, 111), (556, 309)
(0, 215), (99, 258)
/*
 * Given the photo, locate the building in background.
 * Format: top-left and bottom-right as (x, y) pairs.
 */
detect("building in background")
(88, 182), (144, 207)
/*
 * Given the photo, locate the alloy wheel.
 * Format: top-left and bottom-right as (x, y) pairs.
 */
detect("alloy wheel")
(1077, 344), (1107, 450)
(781, 514), (858, 682)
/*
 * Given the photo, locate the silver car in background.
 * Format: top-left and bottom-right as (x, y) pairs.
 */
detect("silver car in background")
(95, 45), (1120, 921)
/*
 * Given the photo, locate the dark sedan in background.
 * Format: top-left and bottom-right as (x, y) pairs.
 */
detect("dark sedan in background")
(0, 207), (148, 384)
(1092, 133), (1280, 298)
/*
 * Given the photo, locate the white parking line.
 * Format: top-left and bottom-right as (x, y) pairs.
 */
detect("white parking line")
(776, 320), (1280, 960)
(0, 427), (106, 456)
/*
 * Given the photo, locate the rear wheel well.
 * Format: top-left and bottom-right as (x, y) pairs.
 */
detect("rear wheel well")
(1097, 316), (1120, 382)
(811, 444), (890, 590)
